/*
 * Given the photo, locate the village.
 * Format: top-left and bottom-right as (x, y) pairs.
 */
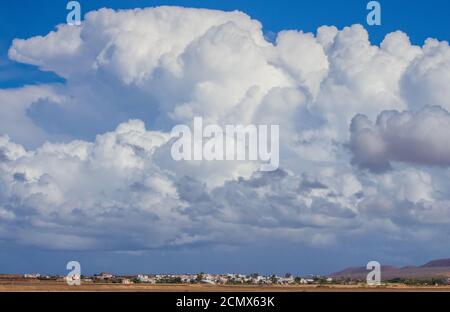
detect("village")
(17, 272), (334, 286)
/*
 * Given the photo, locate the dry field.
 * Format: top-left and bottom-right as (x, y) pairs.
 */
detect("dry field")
(1, 281), (450, 292)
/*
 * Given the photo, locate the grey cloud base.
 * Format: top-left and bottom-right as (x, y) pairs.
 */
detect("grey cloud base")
(350, 106), (450, 172)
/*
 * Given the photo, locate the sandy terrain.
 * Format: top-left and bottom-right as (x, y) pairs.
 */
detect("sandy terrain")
(1, 281), (450, 292)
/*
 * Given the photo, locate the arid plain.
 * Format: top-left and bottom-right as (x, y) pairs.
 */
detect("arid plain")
(1, 281), (450, 292)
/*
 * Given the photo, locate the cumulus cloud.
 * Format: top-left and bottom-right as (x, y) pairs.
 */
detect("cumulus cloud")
(401, 39), (450, 111)
(1, 6), (450, 252)
(350, 106), (450, 172)
(0, 120), (358, 249)
(0, 121), (186, 249)
(0, 85), (60, 147)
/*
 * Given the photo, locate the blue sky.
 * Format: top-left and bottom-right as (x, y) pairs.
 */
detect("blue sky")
(0, 1), (450, 276)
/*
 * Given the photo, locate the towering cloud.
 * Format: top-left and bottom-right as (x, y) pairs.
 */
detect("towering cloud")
(0, 6), (449, 253)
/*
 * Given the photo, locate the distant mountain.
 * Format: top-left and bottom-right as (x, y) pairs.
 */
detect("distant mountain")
(420, 259), (450, 268)
(331, 259), (450, 280)
(332, 265), (397, 277)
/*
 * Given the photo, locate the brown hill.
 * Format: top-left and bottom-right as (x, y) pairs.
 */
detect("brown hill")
(420, 259), (450, 268)
(332, 265), (397, 277)
(331, 259), (450, 281)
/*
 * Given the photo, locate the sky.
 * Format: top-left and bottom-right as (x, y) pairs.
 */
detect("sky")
(0, 0), (449, 276)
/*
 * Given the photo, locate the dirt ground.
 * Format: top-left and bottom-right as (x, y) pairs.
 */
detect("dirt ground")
(1, 281), (450, 292)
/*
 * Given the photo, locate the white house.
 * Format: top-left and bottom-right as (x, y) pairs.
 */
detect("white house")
(137, 274), (156, 283)
(24, 273), (41, 279)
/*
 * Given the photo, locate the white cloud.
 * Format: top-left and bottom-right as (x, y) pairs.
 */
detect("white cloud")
(0, 120), (361, 249)
(0, 85), (61, 147)
(1, 6), (450, 251)
(401, 39), (450, 111)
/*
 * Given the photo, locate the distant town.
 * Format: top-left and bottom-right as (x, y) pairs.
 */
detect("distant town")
(11, 272), (333, 286)
(2, 258), (450, 289)
(3, 271), (450, 287)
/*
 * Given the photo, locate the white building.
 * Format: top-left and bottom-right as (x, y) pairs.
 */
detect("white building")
(24, 273), (41, 279)
(299, 278), (315, 284)
(137, 274), (156, 283)
(98, 272), (114, 279)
